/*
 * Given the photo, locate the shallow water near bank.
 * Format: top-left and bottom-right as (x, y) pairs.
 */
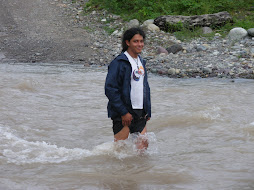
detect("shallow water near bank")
(0, 62), (254, 190)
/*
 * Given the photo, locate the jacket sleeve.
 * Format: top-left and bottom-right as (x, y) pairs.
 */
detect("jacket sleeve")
(105, 60), (128, 117)
(147, 82), (151, 118)
(141, 58), (151, 118)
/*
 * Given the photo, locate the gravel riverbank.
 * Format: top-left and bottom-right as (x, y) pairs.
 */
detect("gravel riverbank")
(1, 0), (254, 79)
(59, 0), (254, 79)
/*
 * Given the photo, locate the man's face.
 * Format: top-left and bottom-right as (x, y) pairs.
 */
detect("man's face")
(126, 34), (144, 57)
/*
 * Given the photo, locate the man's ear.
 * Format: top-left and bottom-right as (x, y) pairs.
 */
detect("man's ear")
(125, 40), (130, 47)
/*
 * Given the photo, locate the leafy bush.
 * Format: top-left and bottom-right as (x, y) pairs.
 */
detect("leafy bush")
(87, 0), (253, 21)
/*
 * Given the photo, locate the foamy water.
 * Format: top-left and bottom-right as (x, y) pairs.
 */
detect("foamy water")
(1, 125), (157, 165)
(0, 63), (254, 190)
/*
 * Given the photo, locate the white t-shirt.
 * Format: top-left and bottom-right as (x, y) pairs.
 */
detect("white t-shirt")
(124, 51), (145, 109)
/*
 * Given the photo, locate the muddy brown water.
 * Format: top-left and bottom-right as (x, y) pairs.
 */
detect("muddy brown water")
(1, 63), (254, 190)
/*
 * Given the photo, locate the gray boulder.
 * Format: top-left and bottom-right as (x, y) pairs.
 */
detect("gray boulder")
(202, 27), (213, 34)
(157, 46), (168, 55)
(166, 44), (183, 54)
(196, 45), (207, 52)
(228, 27), (248, 43)
(168, 68), (176, 75)
(147, 24), (160, 32)
(247, 28), (254, 37)
(142, 19), (154, 27)
(154, 11), (232, 32)
(127, 19), (139, 28)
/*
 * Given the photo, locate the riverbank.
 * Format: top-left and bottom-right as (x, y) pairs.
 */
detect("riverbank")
(1, 0), (254, 79)
(0, 0), (93, 63)
(58, 0), (254, 79)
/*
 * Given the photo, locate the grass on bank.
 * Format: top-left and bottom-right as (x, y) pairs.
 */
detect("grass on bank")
(83, 0), (254, 40)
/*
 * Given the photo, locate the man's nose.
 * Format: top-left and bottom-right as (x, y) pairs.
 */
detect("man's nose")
(138, 41), (143, 46)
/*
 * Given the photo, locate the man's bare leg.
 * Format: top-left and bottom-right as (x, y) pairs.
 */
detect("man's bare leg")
(136, 126), (148, 150)
(114, 125), (148, 151)
(114, 125), (130, 141)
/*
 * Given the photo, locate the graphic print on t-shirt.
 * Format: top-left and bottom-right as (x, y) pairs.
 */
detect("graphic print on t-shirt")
(133, 65), (145, 81)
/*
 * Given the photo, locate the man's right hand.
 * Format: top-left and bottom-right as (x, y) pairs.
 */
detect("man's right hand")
(121, 112), (133, 126)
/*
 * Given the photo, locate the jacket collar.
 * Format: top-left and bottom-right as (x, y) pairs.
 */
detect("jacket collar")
(117, 52), (129, 62)
(117, 52), (145, 65)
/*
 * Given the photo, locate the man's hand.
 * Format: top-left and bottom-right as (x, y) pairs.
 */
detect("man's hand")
(121, 113), (133, 126)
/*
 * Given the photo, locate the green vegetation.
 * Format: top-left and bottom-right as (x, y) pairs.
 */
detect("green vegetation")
(166, 22), (184, 33)
(103, 26), (116, 35)
(84, 0), (254, 39)
(86, 0), (253, 21)
(83, 26), (94, 32)
(174, 27), (215, 41)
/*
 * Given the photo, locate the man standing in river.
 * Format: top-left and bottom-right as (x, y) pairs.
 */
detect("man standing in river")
(105, 27), (151, 150)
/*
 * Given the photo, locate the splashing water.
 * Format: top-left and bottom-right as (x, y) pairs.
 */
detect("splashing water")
(1, 126), (158, 165)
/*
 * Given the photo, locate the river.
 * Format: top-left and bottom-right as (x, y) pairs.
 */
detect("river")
(0, 62), (254, 190)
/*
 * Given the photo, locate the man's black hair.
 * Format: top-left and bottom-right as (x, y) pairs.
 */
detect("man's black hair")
(121, 27), (146, 52)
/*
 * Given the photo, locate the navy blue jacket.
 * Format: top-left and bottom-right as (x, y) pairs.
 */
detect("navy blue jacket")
(105, 52), (151, 119)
